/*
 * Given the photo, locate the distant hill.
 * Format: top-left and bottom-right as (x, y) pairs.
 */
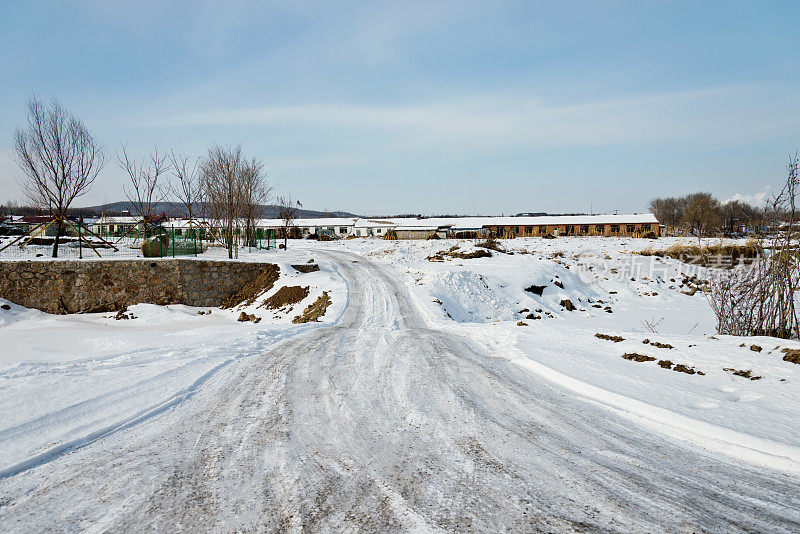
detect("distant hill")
(74, 201), (360, 219)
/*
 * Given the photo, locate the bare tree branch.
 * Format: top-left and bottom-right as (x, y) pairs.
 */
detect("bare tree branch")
(13, 96), (106, 257)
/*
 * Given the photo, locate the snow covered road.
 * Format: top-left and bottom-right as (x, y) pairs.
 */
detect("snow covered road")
(1, 250), (799, 532)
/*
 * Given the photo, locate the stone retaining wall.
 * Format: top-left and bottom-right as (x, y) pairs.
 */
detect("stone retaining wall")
(0, 259), (277, 313)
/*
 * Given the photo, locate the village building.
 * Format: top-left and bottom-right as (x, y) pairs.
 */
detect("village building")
(481, 214), (660, 238)
(353, 218), (395, 237)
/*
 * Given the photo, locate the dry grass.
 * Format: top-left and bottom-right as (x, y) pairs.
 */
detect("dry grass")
(476, 238), (505, 253)
(639, 240), (762, 266)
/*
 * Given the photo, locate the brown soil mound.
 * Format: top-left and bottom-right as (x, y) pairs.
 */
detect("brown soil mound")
(782, 349), (800, 364)
(293, 292), (332, 323)
(673, 364), (698, 375)
(622, 353), (656, 363)
(261, 286), (309, 310)
(723, 367), (761, 380)
(237, 311), (261, 323)
(292, 264), (320, 273)
(560, 299), (576, 311)
(595, 333), (625, 342)
(750, 345), (762, 352)
(642, 339), (674, 349)
(450, 249), (492, 259)
(657, 360), (673, 369)
(220, 264), (280, 309)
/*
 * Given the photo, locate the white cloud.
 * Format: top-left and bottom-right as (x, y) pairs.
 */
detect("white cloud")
(724, 185), (773, 207)
(150, 84), (800, 151)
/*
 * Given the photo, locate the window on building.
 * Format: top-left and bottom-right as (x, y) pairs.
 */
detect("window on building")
(539, 226), (547, 234)
(596, 225), (604, 233)
(610, 225), (619, 233)
(525, 226), (532, 234)
(376, 229), (382, 234)
(641, 224), (652, 232)
(339, 227), (347, 233)
(580, 225), (589, 233)
(626, 225), (635, 233)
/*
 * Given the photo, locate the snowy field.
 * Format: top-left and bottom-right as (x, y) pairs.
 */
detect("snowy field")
(1, 236), (800, 530)
(0, 247), (346, 476)
(2, 236), (799, 477)
(316, 236), (800, 473)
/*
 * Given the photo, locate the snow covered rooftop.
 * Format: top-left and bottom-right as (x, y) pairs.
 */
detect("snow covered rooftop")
(385, 214), (658, 229)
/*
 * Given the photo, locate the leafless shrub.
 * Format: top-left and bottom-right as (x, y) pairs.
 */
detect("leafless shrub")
(118, 144), (170, 236)
(708, 153), (800, 339)
(13, 97), (106, 257)
(169, 151), (204, 220)
(643, 317), (663, 334)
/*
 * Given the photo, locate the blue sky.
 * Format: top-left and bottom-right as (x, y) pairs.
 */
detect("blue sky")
(0, 1), (798, 215)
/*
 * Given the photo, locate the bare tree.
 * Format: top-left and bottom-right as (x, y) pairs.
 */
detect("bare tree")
(169, 151), (204, 220)
(277, 195), (301, 249)
(649, 197), (684, 230)
(238, 159), (271, 247)
(118, 145), (170, 237)
(201, 146), (242, 258)
(13, 97), (106, 257)
(682, 193), (722, 237)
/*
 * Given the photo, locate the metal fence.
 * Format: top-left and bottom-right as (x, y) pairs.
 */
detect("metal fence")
(0, 225), (277, 260)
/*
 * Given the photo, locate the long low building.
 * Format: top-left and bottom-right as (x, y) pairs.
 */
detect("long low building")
(152, 213), (660, 240)
(379, 214), (660, 239)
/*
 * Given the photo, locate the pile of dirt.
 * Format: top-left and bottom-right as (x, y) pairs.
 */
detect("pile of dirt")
(595, 333), (625, 342)
(642, 339), (674, 349)
(622, 353), (656, 363)
(292, 264), (320, 273)
(781, 348), (800, 364)
(657, 360), (673, 369)
(560, 299), (576, 311)
(673, 364), (703, 375)
(238, 311), (261, 323)
(292, 292), (331, 323)
(261, 286), (310, 310)
(750, 344), (762, 352)
(220, 264), (280, 309)
(723, 368), (762, 380)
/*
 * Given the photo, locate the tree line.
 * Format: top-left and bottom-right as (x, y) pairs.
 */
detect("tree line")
(649, 192), (765, 237)
(9, 96), (299, 258)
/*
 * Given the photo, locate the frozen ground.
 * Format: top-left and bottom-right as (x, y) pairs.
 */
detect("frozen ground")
(1, 237), (799, 531)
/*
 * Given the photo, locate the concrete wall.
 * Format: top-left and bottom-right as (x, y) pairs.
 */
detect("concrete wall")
(0, 259), (277, 314)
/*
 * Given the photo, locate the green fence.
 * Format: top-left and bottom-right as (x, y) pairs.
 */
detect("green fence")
(0, 224), (277, 260)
